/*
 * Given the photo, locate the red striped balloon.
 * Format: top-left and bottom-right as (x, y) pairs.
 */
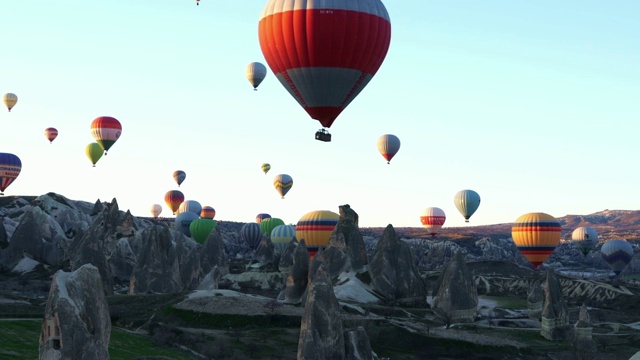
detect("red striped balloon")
(258, 0), (392, 129)
(90, 116), (122, 154)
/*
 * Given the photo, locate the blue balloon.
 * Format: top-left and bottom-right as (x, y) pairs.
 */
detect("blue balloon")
(241, 222), (262, 249)
(175, 211), (200, 237)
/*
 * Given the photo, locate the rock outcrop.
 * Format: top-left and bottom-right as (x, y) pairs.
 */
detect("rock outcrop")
(253, 233), (276, 265)
(527, 279), (544, 319)
(0, 217), (8, 249)
(369, 225), (427, 304)
(345, 326), (377, 360)
(298, 264), (345, 360)
(278, 238), (298, 275)
(326, 205), (368, 272)
(200, 227), (229, 277)
(540, 269), (570, 340)
(282, 239), (310, 304)
(574, 304), (593, 341)
(39, 264), (111, 360)
(432, 250), (477, 322)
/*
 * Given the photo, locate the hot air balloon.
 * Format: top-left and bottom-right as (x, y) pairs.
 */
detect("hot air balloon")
(260, 218), (285, 237)
(175, 211), (199, 237)
(241, 222), (263, 249)
(0, 153), (21, 195)
(571, 226), (598, 256)
(173, 170), (186, 187)
(164, 190), (185, 215)
(200, 206), (216, 219)
(258, 0), (392, 141)
(246, 62), (267, 90)
(453, 190), (481, 223)
(600, 239), (634, 275)
(90, 116), (122, 154)
(377, 134), (401, 164)
(420, 207), (446, 237)
(45, 128), (58, 144)
(273, 174), (293, 199)
(296, 210), (340, 259)
(256, 213), (271, 224)
(150, 204), (162, 219)
(190, 218), (218, 244)
(271, 224), (296, 254)
(261, 163), (271, 175)
(85, 142), (103, 167)
(511, 212), (561, 269)
(2, 93), (18, 112)
(178, 200), (202, 215)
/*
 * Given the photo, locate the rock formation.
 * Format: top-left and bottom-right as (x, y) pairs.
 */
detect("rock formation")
(540, 268), (570, 340)
(282, 239), (310, 304)
(0, 217), (8, 249)
(369, 224), (427, 304)
(129, 225), (183, 294)
(278, 238), (298, 275)
(432, 250), (477, 323)
(574, 304), (593, 341)
(39, 264), (111, 360)
(253, 233), (276, 265)
(326, 205), (368, 272)
(200, 227), (229, 277)
(345, 326), (377, 360)
(527, 279), (544, 319)
(298, 264), (345, 360)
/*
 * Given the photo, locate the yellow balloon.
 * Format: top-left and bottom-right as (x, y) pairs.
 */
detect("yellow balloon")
(296, 210), (339, 259)
(511, 212), (561, 268)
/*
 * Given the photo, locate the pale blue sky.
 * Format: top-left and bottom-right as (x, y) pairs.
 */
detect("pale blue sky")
(1, 1), (638, 228)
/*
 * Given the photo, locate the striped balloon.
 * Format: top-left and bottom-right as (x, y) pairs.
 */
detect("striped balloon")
(600, 239), (633, 275)
(258, 0), (392, 129)
(261, 163), (271, 175)
(173, 170), (186, 186)
(3, 93), (18, 112)
(164, 190), (185, 215)
(296, 210), (340, 259)
(273, 174), (293, 199)
(511, 212), (561, 268)
(571, 226), (598, 256)
(0, 153), (21, 195)
(260, 218), (285, 236)
(241, 222), (263, 249)
(200, 206), (216, 219)
(45, 127), (58, 144)
(420, 207), (446, 237)
(271, 224), (296, 254)
(377, 134), (401, 164)
(256, 213), (271, 224)
(90, 116), (122, 154)
(246, 62), (267, 90)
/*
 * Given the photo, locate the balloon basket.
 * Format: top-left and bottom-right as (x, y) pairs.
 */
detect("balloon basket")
(315, 129), (331, 142)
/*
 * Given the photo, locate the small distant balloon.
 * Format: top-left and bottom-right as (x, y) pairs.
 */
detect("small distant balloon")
(246, 62), (267, 90)
(0, 153), (22, 195)
(256, 213), (271, 224)
(164, 190), (185, 215)
(45, 128), (58, 144)
(571, 226), (598, 256)
(601, 239), (634, 275)
(273, 174), (293, 199)
(150, 204), (162, 219)
(90, 116), (122, 154)
(2, 93), (18, 112)
(420, 207), (446, 237)
(173, 170), (186, 187)
(178, 200), (202, 215)
(453, 189), (481, 223)
(200, 206), (216, 219)
(261, 163), (271, 175)
(377, 134), (400, 164)
(85, 142), (103, 167)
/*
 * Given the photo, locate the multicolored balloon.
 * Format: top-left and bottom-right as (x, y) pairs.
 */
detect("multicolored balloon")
(175, 211), (199, 237)
(2, 93), (18, 112)
(256, 213), (271, 224)
(246, 62), (267, 90)
(453, 189), (481, 223)
(164, 190), (185, 215)
(90, 116), (122, 154)
(271, 224), (296, 254)
(190, 218), (218, 244)
(261, 163), (271, 175)
(150, 204), (162, 219)
(241, 222), (263, 249)
(200, 206), (216, 220)
(45, 127), (58, 144)
(420, 207), (446, 237)
(273, 174), (293, 199)
(600, 239), (634, 275)
(85, 142), (103, 167)
(571, 226), (598, 256)
(377, 134), (401, 164)
(178, 200), (202, 215)
(173, 170), (186, 187)
(258, 0), (391, 130)
(260, 217), (285, 237)
(0, 153), (21, 195)
(296, 210), (340, 259)
(511, 212), (561, 268)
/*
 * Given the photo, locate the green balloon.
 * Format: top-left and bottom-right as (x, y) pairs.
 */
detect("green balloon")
(85, 142), (103, 167)
(260, 217), (284, 236)
(189, 218), (218, 244)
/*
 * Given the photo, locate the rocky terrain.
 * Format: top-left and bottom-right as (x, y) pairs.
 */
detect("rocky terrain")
(1, 193), (640, 360)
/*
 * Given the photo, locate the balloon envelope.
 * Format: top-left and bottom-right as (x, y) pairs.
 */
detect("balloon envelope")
(260, 218), (285, 237)
(3, 93), (17, 112)
(45, 128), (58, 143)
(377, 134), (401, 164)
(453, 190), (481, 223)
(175, 211), (200, 237)
(200, 206), (216, 219)
(241, 222), (262, 249)
(296, 210), (339, 259)
(190, 218), (218, 244)
(0, 153), (22, 195)
(150, 204), (162, 219)
(420, 207), (446, 237)
(571, 226), (598, 255)
(178, 200), (202, 215)
(600, 239), (633, 275)
(273, 174), (293, 199)
(271, 224), (296, 254)
(164, 190), (185, 215)
(90, 116), (122, 153)
(258, 0), (392, 129)
(173, 170), (186, 186)
(256, 213), (271, 224)
(261, 163), (271, 175)
(511, 212), (561, 268)
(85, 143), (103, 167)
(246, 62), (267, 90)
